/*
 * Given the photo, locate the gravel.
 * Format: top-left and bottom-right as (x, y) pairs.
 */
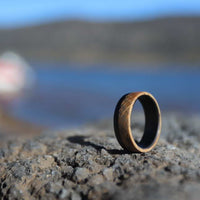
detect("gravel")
(0, 112), (200, 200)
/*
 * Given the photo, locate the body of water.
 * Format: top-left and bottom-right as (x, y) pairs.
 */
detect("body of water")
(7, 64), (200, 128)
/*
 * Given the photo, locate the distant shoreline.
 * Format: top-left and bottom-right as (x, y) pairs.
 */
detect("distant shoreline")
(0, 16), (200, 65)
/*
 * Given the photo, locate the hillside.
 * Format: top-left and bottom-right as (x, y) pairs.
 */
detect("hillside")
(0, 17), (200, 64)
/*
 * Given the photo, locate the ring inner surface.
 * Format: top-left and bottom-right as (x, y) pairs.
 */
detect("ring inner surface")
(134, 95), (159, 149)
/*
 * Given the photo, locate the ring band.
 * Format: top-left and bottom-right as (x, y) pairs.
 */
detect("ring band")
(114, 92), (161, 153)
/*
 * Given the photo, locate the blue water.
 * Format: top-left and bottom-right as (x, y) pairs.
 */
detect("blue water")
(9, 65), (200, 128)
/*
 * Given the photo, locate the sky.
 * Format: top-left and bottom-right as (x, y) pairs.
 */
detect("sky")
(1, 0), (200, 28)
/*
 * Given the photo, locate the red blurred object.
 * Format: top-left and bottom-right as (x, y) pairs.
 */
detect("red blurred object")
(0, 52), (35, 102)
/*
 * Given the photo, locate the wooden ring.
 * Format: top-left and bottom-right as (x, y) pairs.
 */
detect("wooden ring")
(114, 92), (161, 153)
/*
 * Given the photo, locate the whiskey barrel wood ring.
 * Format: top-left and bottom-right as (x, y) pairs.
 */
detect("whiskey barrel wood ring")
(114, 92), (161, 153)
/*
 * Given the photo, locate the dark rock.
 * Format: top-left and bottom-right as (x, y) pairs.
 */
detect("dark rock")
(0, 113), (200, 199)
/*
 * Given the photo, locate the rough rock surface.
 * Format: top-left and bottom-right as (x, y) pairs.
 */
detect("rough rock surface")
(0, 113), (200, 200)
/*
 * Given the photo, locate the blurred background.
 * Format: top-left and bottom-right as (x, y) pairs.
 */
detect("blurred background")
(0, 0), (200, 135)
